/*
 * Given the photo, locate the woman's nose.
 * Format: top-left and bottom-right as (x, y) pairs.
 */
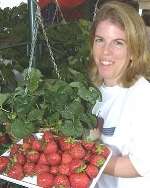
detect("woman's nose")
(103, 43), (112, 55)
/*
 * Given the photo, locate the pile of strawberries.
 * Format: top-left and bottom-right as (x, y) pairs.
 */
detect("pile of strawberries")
(0, 131), (110, 188)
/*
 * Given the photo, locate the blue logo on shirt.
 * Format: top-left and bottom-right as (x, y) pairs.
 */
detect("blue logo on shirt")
(102, 127), (116, 136)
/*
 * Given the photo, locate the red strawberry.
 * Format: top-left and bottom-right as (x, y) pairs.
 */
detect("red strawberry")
(61, 152), (72, 164)
(49, 166), (59, 175)
(37, 172), (54, 188)
(90, 154), (105, 167)
(69, 173), (90, 188)
(23, 135), (35, 151)
(0, 156), (9, 173)
(38, 153), (49, 165)
(59, 137), (75, 151)
(15, 152), (26, 165)
(69, 159), (85, 173)
(44, 141), (58, 154)
(10, 144), (21, 156)
(26, 150), (40, 163)
(46, 152), (61, 166)
(86, 164), (99, 179)
(35, 164), (50, 175)
(96, 144), (110, 158)
(23, 135), (35, 145)
(32, 139), (42, 152)
(70, 144), (86, 159)
(84, 151), (92, 162)
(82, 140), (95, 150)
(58, 164), (70, 176)
(8, 163), (24, 180)
(42, 131), (53, 142)
(54, 174), (70, 188)
(23, 162), (35, 176)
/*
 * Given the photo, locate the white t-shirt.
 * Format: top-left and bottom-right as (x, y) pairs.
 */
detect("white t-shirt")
(92, 77), (150, 188)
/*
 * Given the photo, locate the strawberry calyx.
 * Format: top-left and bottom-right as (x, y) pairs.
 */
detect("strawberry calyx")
(75, 164), (87, 173)
(65, 137), (76, 144)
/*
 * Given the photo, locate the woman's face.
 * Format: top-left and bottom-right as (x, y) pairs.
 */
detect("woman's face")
(92, 19), (131, 86)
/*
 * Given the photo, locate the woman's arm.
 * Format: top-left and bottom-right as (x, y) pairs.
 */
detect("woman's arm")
(104, 155), (141, 178)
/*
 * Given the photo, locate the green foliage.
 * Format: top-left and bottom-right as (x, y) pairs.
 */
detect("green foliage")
(37, 19), (91, 81)
(0, 63), (17, 92)
(0, 5), (101, 142)
(0, 68), (101, 140)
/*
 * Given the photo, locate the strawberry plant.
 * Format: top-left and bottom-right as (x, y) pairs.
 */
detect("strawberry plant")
(0, 68), (101, 141)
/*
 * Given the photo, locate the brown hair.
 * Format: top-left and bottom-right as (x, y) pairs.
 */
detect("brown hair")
(89, 1), (150, 87)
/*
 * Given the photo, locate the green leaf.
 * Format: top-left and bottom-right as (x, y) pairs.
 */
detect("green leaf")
(28, 109), (43, 121)
(11, 119), (36, 139)
(69, 81), (83, 88)
(0, 94), (9, 106)
(78, 86), (100, 105)
(0, 110), (8, 123)
(80, 113), (97, 129)
(23, 68), (43, 93)
(47, 79), (68, 93)
(60, 100), (84, 120)
(59, 120), (84, 138)
(47, 112), (60, 124)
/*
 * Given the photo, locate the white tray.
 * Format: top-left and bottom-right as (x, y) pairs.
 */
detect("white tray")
(0, 133), (112, 188)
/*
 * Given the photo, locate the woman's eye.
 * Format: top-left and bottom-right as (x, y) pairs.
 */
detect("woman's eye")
(114, 40), (124, 46)
(95, 38), (103, 43)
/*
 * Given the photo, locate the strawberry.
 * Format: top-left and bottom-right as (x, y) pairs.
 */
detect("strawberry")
(61, 152), (72, 164)
(84, 151), (92, 162)
(59, 137), (75, 151)
(69, 173), (90, 188)
(23, 162), (35, 176)
(15, 152), (26, 165)
(38, 153), (49, 165)
(26, 150), (40, 163)
(37, 172), (54, 188)
(46, 152), (61, 166)
(35, 164), (50, 175)
(44, 141), (58, 154)
(58, 164), (70, 176)
(10, 144), (21, 156)
(69, 159), (85, 173)
(42, 130), (53, 142)
(32, 139), (42, 152)
(54, 174), (70, 188)
(97, 144), (110, 158)
(22, 142), (31, 151)
(23, 135), (35, 145)
(0, 156), (9, 173)
(23, 135), (35, 151)
(49, 166), (59, 175)
(7, 163), (24, 180)
(82, 140), (95, 150)
(90, 154), (105, 167)
(92, 144), (110, 158)
(70, 143), (86, 159)
(86, 164), (99, 179)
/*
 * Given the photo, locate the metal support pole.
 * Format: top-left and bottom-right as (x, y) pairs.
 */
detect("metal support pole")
(27, 0), (37, 67)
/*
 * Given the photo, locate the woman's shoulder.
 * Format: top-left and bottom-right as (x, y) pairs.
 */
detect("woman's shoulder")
(131, 76), (150, 91)
(128, 76), (150, 101)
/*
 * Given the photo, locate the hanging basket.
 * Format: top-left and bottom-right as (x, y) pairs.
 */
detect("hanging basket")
(38, 0), (51, 8)
(58, 0), (86, 9)
(38, 0), (86, 9)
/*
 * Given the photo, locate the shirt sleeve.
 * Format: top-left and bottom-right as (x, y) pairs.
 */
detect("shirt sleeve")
(129, 90), (150, 176)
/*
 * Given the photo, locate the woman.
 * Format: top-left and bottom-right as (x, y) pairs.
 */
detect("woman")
(89, 1), (150, 188)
